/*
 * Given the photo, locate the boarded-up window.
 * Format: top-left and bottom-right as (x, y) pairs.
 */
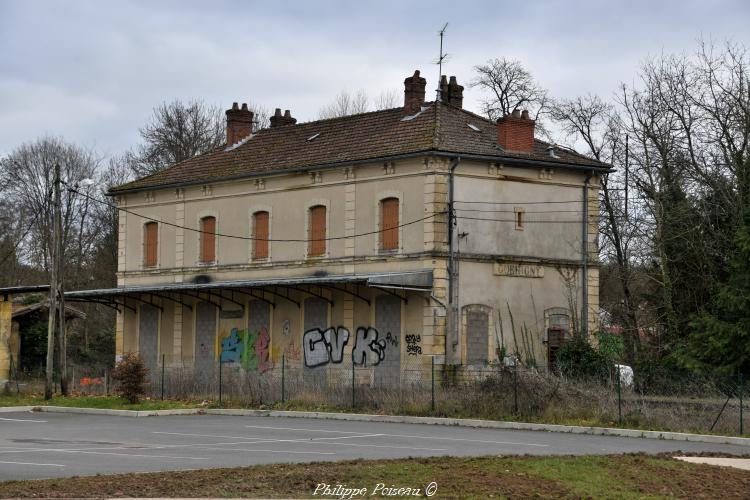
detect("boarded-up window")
(380, 197), (399, 250)
(253, 211), (269, 259)
(144, 222), (158, 267)
(308, 205), (326, 256)
(200, 216), (216, 263)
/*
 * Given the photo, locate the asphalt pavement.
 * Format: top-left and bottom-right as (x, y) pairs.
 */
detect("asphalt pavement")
(0, 410), (747, 481)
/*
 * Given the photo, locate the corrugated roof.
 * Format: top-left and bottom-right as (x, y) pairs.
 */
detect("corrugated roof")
(111, 102), (609, 194)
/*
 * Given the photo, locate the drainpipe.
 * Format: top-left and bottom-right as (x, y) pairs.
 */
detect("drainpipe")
(447, 157), (461, 359)
(581, 170), (594, 338)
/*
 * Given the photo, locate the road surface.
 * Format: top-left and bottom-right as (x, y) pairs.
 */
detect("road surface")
(0, 410), (746, 480)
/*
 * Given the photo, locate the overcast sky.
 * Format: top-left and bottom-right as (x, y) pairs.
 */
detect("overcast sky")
(1, 0), (748, 158)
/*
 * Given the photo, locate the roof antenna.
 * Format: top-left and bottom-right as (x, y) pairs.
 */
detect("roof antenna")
(435, 22), (449, 101)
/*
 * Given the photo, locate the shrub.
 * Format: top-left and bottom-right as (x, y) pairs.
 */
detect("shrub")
(111, 353), (149, 404)
(556, 336), (610, 381)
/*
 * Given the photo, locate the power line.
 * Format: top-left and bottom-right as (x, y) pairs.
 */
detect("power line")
(454, 199), (585, 205)
(67, 185), (447, 243)
(456, 208), (587, 214)
(456, 216), (585, 224)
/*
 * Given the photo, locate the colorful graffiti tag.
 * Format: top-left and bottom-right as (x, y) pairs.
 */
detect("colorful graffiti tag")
(219, 327), (273, 373)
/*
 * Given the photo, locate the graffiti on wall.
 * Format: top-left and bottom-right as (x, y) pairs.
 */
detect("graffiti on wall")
(406, 334), (422, 356)
(302, 326), (395, 368)
(219, 327), (273, 373)
(303, 326), (350, 367)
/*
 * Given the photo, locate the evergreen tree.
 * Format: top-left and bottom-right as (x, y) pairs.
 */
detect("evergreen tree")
(683, 198), (750, 376)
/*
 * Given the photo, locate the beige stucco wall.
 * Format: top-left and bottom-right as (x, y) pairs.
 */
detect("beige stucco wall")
(115, 154), (600, 372)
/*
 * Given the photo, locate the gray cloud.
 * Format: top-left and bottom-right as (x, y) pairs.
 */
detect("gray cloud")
(1, 0), (748, 156)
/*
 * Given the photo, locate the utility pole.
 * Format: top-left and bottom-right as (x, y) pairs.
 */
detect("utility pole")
(44, 163), (61, 400)
(57, 171), (67, 395)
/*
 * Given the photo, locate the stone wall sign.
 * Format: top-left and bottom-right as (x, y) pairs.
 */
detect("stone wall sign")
(494, 262), (544, 278)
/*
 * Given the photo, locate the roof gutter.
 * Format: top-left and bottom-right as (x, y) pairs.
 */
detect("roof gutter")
(108, 150), (612, 196)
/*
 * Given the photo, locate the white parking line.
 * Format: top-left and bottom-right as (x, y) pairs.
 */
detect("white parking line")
(0, 417), (47, 423)
(244, 425), (370, 434)
(243, 425), (549, 447)
(54, 450), (210, 460)
(0, 460), (64, 467)
(151, 431), (448, 452)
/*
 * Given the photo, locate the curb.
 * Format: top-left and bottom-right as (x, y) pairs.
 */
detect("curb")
(3, 405), (749, 447)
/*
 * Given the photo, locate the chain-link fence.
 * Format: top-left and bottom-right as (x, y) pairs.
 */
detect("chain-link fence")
(4, 354), (747, 436)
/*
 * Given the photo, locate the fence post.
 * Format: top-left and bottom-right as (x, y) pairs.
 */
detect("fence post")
(616, 364), (622, 426)
(740, 372), (744, 436)
(218, 359), (223, 407)
(431, 356), (435, 413)
(513, 361), (519, 415)
(281, 354), (285, 404)
(161, 353), (165, 401)
(104, 369), (109, 396)
(351, 360), (355, 409)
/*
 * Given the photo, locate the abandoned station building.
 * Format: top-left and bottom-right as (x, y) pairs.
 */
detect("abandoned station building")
(66, 70), (608, 381)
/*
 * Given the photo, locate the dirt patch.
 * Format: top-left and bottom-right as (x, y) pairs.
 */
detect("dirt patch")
(1, 454), (749, 499)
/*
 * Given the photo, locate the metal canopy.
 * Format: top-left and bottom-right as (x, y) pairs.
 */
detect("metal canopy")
(63, 271), (433, 300)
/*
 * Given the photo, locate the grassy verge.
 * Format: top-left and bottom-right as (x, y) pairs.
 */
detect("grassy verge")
(1, 454), (749, 498)
(2, 394), (749, 438)
(0, 394), (199, 411)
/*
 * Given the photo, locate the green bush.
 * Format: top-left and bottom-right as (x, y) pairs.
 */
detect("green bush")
(556, 336), (610, 381)
(110, 353), (149, 404)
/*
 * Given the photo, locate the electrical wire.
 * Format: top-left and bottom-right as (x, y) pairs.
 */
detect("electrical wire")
(67, 185), (447, 243)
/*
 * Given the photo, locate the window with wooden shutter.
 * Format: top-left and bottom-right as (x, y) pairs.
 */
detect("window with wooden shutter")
(200, 216), (216, 263)
(308, 205), (326, 256)
(144, 222), (158, 267)
(253, 211), (269, 259)
(380, 197), (399, 251)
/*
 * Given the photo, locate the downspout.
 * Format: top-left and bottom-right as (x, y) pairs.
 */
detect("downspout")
(447, 157), (461, 358)
(581, 170), (594, 338)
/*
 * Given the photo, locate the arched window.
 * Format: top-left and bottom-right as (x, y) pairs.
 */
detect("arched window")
(143, 221), (158, 267)
(200, 216), (216, 263)
(253, 211), (269, 259)
(308, 205), (326, 256)
(380, 197), (399, 250)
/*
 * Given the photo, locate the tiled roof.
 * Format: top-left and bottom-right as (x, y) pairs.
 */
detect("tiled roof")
(111, 102), (609, 193)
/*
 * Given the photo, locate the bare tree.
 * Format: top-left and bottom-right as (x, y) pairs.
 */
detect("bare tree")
(318, 89), (370, 119)
(0, 136), (100, 274)
(374, 88), (400, 110)
(472, 58), (549, 123)
(127, 99), (225, 177)
(551, 95), (642, 361)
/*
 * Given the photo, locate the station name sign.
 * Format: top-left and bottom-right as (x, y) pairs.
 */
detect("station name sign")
(493, 261), (544, 278)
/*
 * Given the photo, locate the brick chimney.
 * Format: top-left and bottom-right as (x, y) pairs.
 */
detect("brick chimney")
(226, 102), (253, 145)
(438, 75), (464, 108)
(496, 109), (536, 153)
(403, 70), (426, 115)
(270, 108), (297, 127)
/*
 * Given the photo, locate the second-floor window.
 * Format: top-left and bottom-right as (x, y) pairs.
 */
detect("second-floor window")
(380, 197), (399, 251)
(253, 211), (269, 259)
(143, 221), (158, 267)
(308, 205), (326, 256)
(200, 216), (216, 263)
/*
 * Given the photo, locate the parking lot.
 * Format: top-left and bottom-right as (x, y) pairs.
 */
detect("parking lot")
(1, 410), (748, 481)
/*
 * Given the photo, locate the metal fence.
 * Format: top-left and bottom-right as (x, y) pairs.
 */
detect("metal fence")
(4, 354), (747, 437)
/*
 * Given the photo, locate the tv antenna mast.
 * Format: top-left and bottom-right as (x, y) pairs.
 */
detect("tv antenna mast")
(435, 22), (449, 100)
